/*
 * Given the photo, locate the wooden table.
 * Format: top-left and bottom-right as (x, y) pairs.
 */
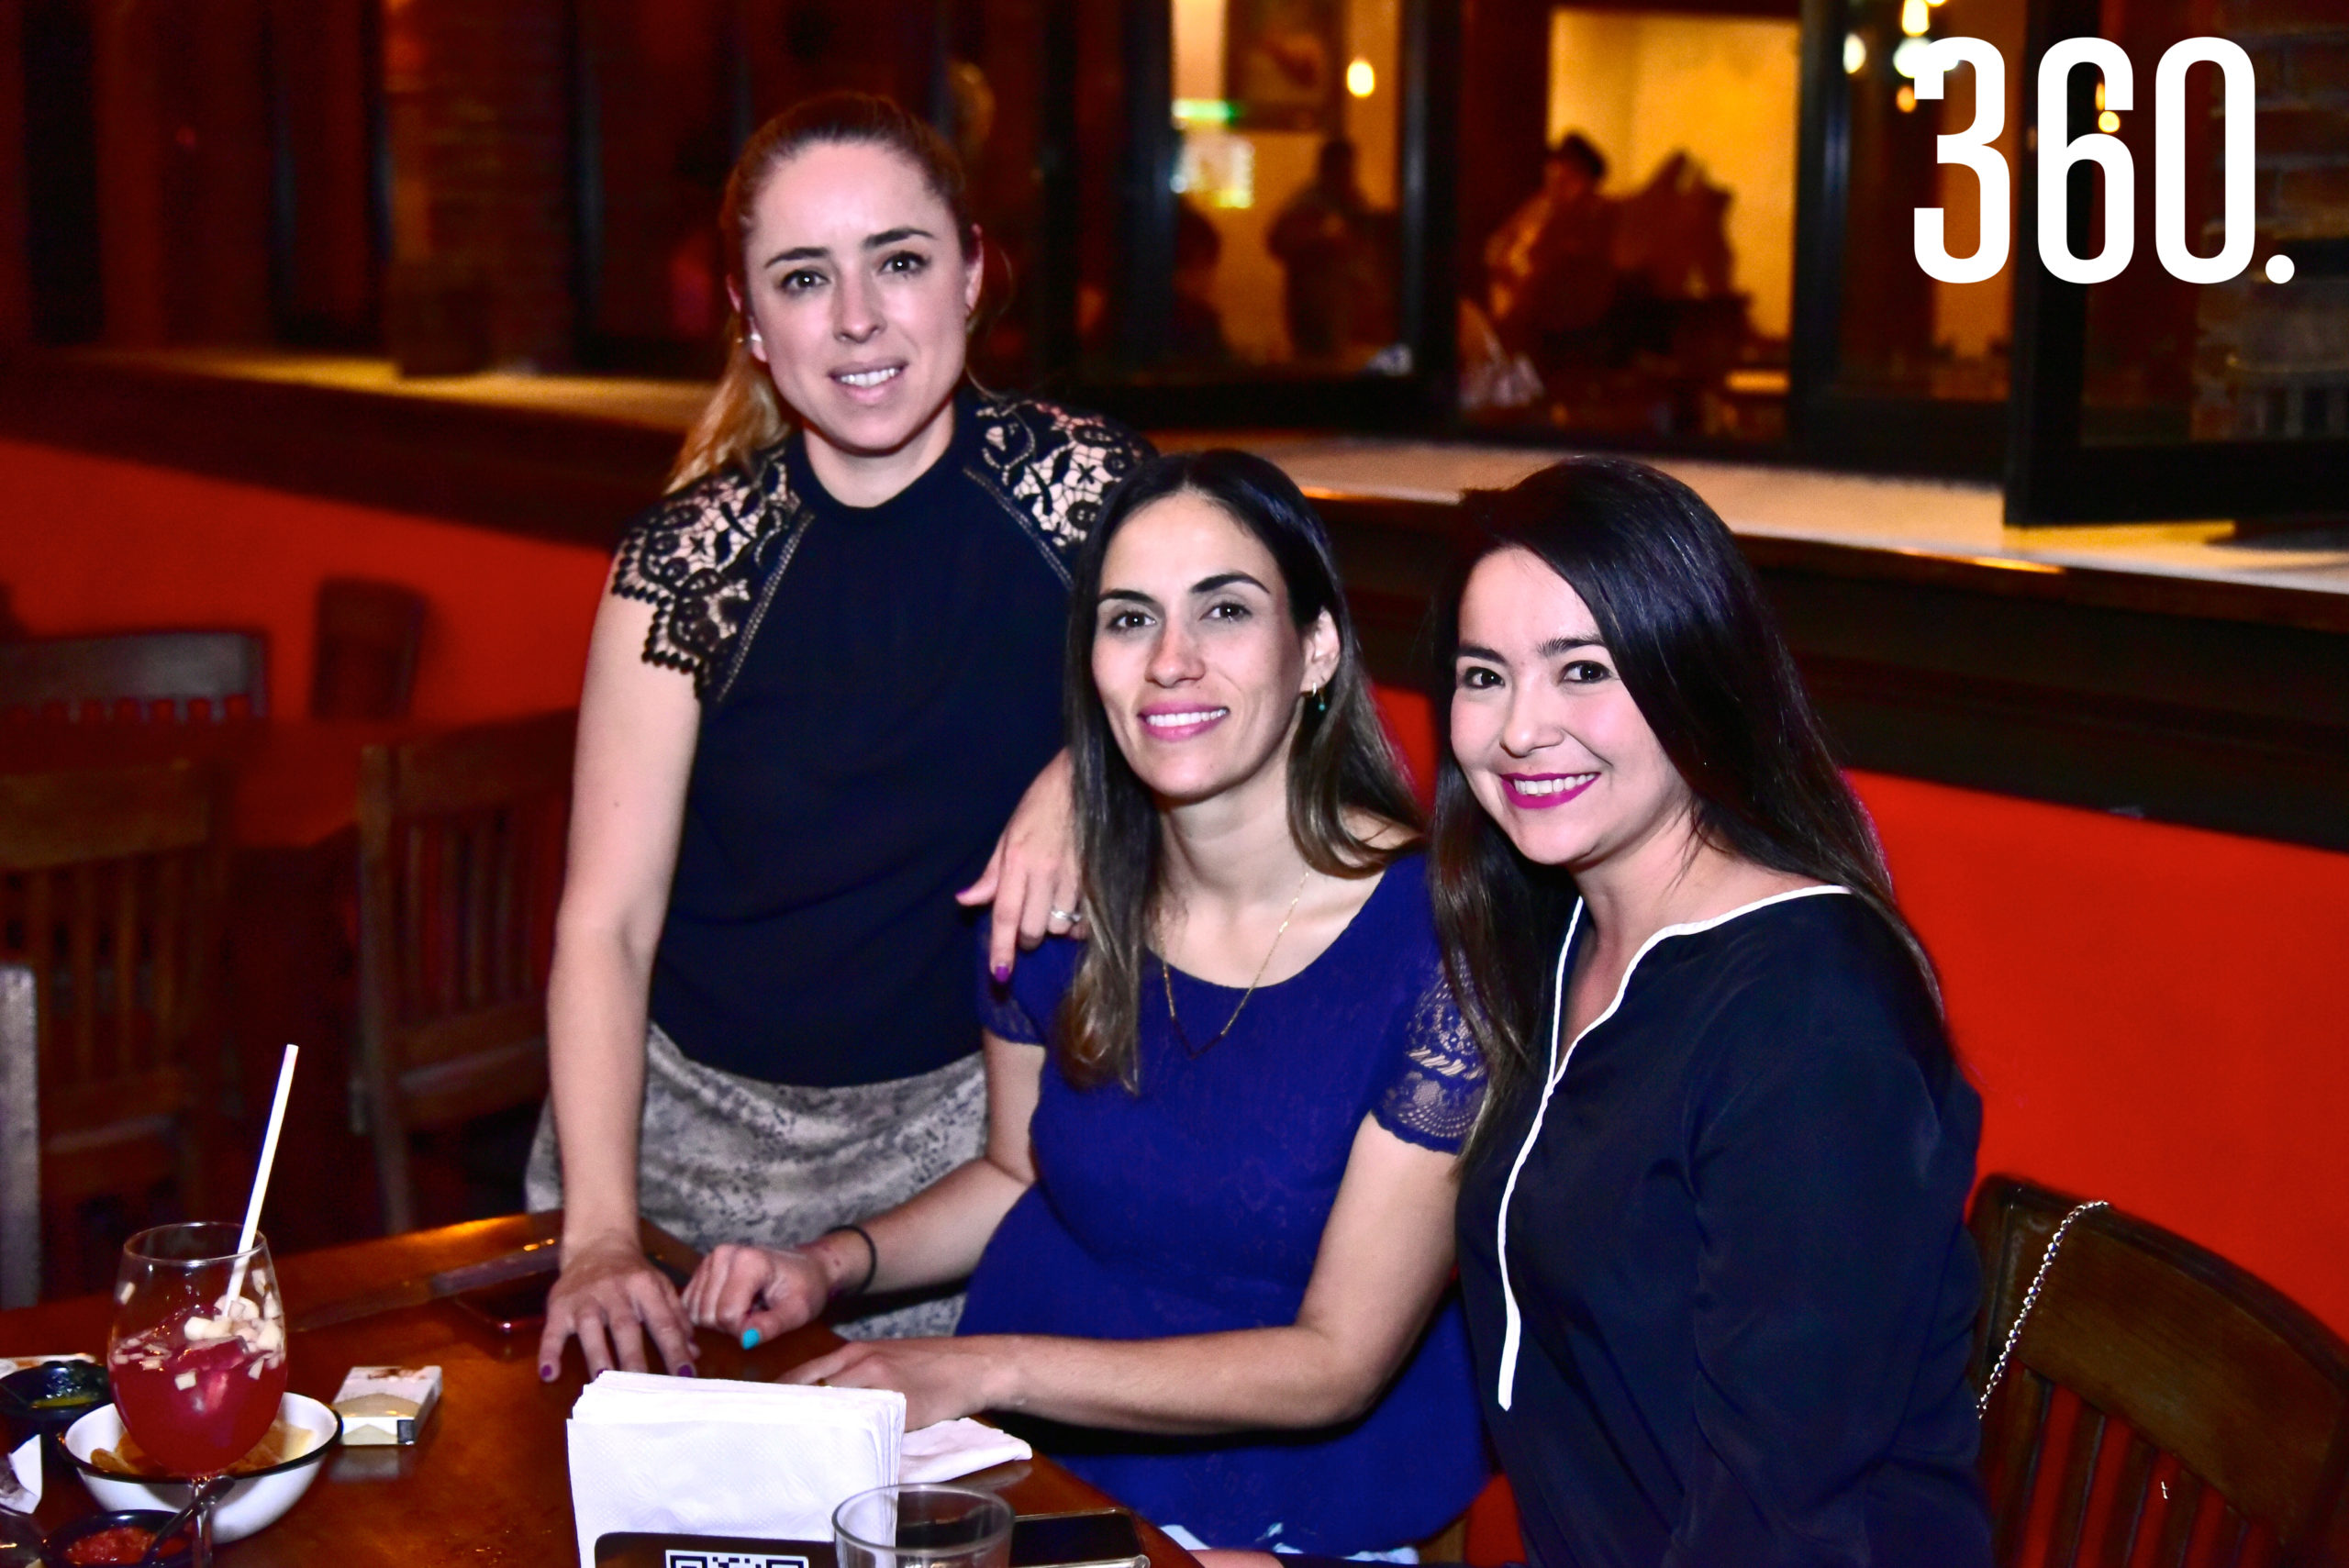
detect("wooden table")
(1, 1215), (1202, 1568)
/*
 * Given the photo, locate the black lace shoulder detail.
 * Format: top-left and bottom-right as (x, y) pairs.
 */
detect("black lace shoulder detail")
(969, 395), (1152, 563)
(1375, 976), (1489, 1154)
(609, 446), (797, 696)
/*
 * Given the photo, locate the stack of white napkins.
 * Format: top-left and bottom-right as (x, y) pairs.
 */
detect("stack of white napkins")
(565, 1372), (1031, 1568)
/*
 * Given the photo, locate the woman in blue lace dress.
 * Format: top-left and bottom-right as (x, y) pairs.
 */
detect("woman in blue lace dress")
(685, 451), (1489, 1559)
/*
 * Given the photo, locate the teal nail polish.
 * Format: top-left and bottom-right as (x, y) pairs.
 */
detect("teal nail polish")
(741, 1328), (762, 1349)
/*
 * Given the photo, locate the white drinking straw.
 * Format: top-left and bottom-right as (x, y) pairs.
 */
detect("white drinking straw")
(225, 1044), (298, 1307)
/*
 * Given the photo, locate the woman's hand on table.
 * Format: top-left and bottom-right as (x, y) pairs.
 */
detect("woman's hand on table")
(539, 1235), (698, 1381)
(957, 749), (1082, 981)
(682, 1243), (832, 1347)
(782, 1336), (1008, 1429)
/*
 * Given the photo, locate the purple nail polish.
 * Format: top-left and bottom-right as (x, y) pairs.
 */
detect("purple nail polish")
(540, 1363), (556, 1382)
(677, 1364), (696, 1378)
(992, 963), (1010, 983)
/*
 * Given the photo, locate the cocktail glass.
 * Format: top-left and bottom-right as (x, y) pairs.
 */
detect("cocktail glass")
(106, 1223), (290, 1566)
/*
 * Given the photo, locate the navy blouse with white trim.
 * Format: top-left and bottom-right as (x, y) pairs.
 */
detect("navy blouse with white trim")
(1457, 889), (1993, 1568)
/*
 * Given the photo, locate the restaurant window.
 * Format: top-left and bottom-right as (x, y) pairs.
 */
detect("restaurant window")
(572, 0), (743, 377)
(1048, 0), (1444, 428)
(1458, 2), (1802, 448)
(1159, 0), (1407, 375)
(1789, 0), (2022, 473)
(2005, 0), (2349, 521)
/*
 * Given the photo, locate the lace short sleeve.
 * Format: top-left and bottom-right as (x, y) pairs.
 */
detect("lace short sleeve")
(1374, 975), (1487, 1153)
(609, 449), (794, 695)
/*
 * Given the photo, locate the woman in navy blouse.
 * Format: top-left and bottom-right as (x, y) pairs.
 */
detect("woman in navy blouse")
(685, 451), (1488, 1558)
(1429, 458), (1991, 1567)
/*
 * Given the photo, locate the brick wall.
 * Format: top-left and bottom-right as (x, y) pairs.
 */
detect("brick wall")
(382, 0), (576, 368)
(2199, 0), (2349, 438)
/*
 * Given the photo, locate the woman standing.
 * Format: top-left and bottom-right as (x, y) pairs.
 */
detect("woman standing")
(1431, 459), (1990, 1565)
(685, 452), (1489, 1558)
(529, 93), (1149, 1380)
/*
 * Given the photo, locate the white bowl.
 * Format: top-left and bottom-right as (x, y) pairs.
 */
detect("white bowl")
(63, 1392), (340, 1543)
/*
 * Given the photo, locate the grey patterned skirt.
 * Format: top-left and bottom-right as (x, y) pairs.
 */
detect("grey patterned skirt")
(525, 1022), (985, 1340)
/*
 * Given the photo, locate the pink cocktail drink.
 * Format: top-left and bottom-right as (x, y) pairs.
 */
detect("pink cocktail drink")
(108, 1299), (289, 1477)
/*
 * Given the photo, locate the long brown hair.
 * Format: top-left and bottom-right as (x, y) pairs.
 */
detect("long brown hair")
(666, 93), (978, 493)
(1059, 450), (1423, 1090)
(1427, 458), (1943, 1162)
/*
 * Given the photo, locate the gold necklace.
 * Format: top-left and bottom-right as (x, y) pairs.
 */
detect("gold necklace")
(1160, 869), (1312, 1058)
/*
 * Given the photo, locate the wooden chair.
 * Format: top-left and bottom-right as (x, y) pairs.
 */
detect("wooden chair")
(0, 631), (269, 722)
(0, 962), (38, 1308)
(0, 762), (228, 1296)
(354, 711), (574, 1235)
(1972, 1175), (2349, 1565)
(311, 579), (426, 720)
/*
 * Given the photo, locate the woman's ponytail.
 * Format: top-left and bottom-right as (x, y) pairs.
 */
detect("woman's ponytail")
(667, 333), (787, 492)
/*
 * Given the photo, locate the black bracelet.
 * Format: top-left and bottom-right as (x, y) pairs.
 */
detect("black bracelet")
(822, 1223), (879, 1298)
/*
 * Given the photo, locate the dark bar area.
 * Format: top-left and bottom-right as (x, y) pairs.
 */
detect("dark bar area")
(3, 1), (2345, 1563)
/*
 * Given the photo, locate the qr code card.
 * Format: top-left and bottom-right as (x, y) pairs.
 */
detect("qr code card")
(595, 1532), (834, 1568)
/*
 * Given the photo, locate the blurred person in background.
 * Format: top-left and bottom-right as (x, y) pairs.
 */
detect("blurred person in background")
(1268, 139), (1393, 362)
(1485, 132), (1618, 373)
(1171, 199), (1233, 365)
(685, 451), (1489, 1561)
(529, 92), (1150, 1381)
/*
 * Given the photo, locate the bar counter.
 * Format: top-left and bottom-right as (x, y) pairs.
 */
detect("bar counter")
(5, 347), (2344, 850)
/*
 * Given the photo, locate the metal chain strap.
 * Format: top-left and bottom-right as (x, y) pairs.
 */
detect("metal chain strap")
(1978, 1199), (2110, 1415)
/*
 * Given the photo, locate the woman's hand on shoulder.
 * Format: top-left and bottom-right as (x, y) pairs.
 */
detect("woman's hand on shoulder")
(682, 1243), (833, 1347)
(782, 1335), (1011, 1429)
(956, 749), (1083, 980)
(539, 1233), (699, 1380)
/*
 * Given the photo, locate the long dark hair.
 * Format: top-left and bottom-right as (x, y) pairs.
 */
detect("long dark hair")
(668, 92), (977, 491)
(1427, 458), (1942, 1159)
(1060, 450), (1423, 1090)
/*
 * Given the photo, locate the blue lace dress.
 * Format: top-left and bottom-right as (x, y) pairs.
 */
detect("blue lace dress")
(959, 854), (1490, 1555)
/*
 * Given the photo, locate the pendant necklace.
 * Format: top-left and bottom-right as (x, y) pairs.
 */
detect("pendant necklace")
(1161, 868), (1313, 1057)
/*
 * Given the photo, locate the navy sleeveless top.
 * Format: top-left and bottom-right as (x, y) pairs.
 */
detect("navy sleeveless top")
(609, 392), (1148, 1086)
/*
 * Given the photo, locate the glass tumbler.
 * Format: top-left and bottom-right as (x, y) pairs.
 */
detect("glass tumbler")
(835, 1484), (1014, 1568)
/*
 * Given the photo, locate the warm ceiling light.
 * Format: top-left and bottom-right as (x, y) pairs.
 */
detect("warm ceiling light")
(2099, 109), (2121, 133)
(1901, 0), (1931, 35)
(1345, 58), (1375, 97)
(1897, 83), (1919, 112)
(2094, 81), (2106, 109)
(1843, 32), (1867, 73)
(1892, 37), (1931, 77)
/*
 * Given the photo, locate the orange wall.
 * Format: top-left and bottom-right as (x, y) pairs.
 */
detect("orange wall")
(2, 437), (608, 722)
(11, 437), (2346, 1338)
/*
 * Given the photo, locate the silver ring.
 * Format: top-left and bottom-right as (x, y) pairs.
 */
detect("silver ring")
(1050, 906), (1084, 924)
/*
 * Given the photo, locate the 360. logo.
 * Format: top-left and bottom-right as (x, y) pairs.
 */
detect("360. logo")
(1911, 37), (2289, 287)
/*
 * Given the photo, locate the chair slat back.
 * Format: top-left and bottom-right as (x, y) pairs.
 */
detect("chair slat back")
(1974, 1176), (2349, 1566)
(0, 763), (225, 1279)
(0, 632), (268, 723)
(0, 962), (38, 1308)
(355, 710), (573, 1233)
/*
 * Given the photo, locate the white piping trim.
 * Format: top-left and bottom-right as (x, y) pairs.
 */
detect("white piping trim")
(1491, 883), (1851, 1410)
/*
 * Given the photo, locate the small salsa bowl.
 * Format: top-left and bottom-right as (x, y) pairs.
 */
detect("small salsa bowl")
(61, 1394), (340, 1544)
(40, 1509), (192, 1565)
